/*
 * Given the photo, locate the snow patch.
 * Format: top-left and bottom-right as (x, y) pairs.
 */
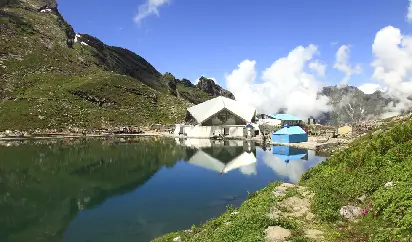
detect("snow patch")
(40, 9), (52, 13)
(74, 34), (81, 43)
(80, 41), (88, 46)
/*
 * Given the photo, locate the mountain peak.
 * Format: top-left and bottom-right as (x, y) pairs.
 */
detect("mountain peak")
(196, 77), (235, 100)
(3, 0), (57, 9)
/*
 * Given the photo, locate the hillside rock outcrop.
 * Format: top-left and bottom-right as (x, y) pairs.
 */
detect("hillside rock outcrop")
(196, 76), (235, 100)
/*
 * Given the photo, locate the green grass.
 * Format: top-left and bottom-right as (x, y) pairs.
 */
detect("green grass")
(300, 117), (412, 241)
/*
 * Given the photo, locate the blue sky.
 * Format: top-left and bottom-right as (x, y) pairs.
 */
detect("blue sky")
(59, 0), (410, 88)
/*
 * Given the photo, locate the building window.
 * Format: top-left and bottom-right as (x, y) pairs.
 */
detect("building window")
(224, 128), (230, 136)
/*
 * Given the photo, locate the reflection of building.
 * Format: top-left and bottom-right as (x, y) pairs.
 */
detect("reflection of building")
(181, 139), (257, 175)
(173, 96), (257, 138)
(262, 146), (321, 184)
(272, 126), (308, 144)
(272, 146), (308, 163)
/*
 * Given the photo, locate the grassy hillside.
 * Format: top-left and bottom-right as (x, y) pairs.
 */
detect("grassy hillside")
(0, 2), (234, 131)
(300, 115), (412, 241)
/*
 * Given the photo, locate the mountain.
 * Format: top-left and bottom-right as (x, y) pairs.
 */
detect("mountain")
(317, 85), (395, 124)
(0, 0), (234, 130)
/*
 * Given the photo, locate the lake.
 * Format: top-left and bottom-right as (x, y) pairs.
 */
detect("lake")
(0, 137), (327, 242)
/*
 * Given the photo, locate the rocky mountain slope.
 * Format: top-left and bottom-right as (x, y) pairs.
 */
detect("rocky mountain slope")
(317, 85), (395, 124)
(0, 0), (234, 130)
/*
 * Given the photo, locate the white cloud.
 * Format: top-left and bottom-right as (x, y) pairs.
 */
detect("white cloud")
(333, 45), (362, 85)
(358, 83), (387, 94)
(407, 0), (412, 23)
(371, 26), (412, 118)
(309, 60), (326, 77)
(133, 0), (170, 23)
(225, 45), (330, 119)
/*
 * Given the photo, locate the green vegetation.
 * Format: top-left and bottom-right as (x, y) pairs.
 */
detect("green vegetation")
(300, 117), (412, 241)
(0, 137), (186, 242)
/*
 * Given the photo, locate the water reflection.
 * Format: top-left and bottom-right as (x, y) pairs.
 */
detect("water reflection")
(178, 139), (257, 176)
(262, 146), (321, 184)
(176, 139), (323, 185)
(0, 138), (186, 242)
(0, 137), (327, 242)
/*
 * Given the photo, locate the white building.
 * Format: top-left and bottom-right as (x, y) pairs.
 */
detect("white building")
(258, 114), (303, 127)
(173, 96), (258, 138)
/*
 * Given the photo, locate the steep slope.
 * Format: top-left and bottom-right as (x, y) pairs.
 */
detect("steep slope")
(0, 0), (234, 130)
(300, 114), (412, 240)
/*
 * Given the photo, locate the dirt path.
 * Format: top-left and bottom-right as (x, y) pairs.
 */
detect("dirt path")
(265, 183), (326, 242)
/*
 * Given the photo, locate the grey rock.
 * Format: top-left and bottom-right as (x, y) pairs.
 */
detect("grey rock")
(357, 194), (367, 203)
(265, 226), (291, 242)
(196, 76), (235, 100)
(172, 236), (181, 242)
(340, 205), (362, 220)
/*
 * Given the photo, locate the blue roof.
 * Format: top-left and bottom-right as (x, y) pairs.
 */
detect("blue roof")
(274, 126), (306, 135)
(267, 114), (302, 121)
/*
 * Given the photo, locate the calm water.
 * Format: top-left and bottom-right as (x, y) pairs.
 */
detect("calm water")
(0, 137), (327, 242)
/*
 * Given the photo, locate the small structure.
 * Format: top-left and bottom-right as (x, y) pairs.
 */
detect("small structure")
(338, 125), (352, 137)
(307, 116), (318, 125)
(173, 96), (257, 138)
(272, 146), (308, 163)
(257, 114), (282, 126)
(268, 114), (303, 126)
(272, 125), (308, 144)
(245, 123), (254, 138)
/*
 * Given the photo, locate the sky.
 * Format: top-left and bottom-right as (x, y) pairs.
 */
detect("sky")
(59, 0), (412, 118)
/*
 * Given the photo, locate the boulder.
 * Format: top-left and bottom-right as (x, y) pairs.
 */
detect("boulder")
(265, 226), (291, 242)
(340, 205), (362, 220)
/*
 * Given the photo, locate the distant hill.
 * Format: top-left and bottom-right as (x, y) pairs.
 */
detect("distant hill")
(317, 85), (395, 125)
(0, 0), (234, 130)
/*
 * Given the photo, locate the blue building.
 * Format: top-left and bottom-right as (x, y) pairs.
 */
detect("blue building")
(272, 146), (308, 163)
(272, 125), (308, 144)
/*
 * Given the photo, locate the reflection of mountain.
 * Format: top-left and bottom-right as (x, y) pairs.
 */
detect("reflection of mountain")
(0, 138), (186, 242)
(180, 139), (257, 175)
(262, 147), (313, 184)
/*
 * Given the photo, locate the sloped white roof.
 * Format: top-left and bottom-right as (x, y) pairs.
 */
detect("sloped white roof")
(187, 96), (256, 124)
